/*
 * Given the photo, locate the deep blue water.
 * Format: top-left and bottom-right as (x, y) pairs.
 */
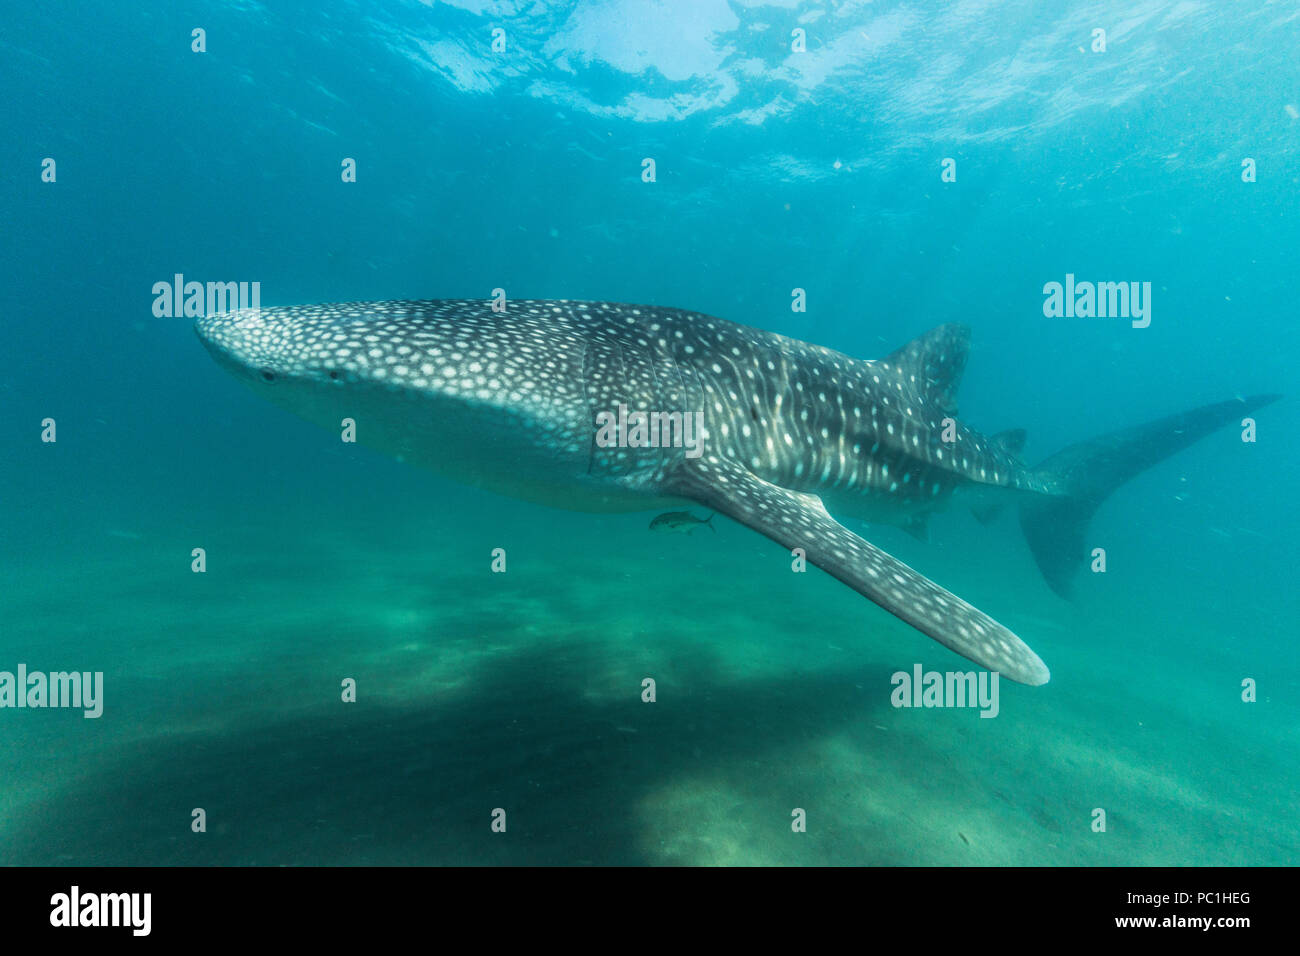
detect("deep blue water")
(1, 1), (1297, 866)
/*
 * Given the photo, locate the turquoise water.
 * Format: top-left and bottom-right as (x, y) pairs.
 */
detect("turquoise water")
(2, 1), (1297, 865)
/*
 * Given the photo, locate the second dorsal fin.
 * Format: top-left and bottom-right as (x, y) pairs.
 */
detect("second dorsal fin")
(883, 323), (971, 416)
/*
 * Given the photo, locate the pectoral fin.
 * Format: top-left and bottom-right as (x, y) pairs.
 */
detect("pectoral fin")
(664, 456), (1050, 685)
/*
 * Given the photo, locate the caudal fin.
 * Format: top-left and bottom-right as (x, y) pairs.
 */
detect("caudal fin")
(1020, 394), (1280, 597)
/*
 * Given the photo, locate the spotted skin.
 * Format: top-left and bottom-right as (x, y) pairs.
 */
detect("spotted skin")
(196, 299), (1274, 685)
(196, 301), (1039, 508)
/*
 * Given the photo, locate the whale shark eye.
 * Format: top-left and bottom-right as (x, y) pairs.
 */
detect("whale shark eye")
(328, 370), (340, 381)
(260, 369), (276, 382)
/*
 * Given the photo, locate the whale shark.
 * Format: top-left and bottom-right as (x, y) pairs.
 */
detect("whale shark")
(195, 299), (1277, 685)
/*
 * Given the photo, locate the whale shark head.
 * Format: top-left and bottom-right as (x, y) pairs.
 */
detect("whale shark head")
(195, 305), (339, 390)
(195, 303), (406, 446)
(194, 300), (600, 500)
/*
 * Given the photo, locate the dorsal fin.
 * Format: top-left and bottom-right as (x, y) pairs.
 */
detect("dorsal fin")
(883, 323), (970, 416)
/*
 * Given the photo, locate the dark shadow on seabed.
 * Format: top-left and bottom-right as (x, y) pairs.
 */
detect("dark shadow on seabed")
(0, 640), (901, 866)
(9, 511), (1291, 865)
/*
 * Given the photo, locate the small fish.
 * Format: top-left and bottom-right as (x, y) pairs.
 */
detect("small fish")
(649, 511), (715, 535)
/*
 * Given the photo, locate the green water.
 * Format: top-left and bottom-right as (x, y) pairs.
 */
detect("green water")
(3, 463), (1294, 866)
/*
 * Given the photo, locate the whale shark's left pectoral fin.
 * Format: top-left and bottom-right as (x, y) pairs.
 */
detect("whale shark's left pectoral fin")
(665, 456), (1050, 686)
